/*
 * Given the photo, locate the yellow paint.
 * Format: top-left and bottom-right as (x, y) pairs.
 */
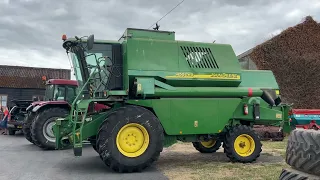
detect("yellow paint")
(116, 123), (149, 158)
(234, 134), (255, 157)
(275, 90), (280, 95)
(200, 139), (216, 148)
(194, 121), (198, 127)
(276, 113), (282, 119)
(166, 72), (240, 80)
(137, 84), (142, 91)
(76, 132), (80, 140)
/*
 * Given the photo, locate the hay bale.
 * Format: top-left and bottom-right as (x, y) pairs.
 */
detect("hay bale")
(249, 16), (320, 109)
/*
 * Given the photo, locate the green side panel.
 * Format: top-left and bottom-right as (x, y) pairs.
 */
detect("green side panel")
(81, 112), (110, 139)
(153, 87), (263, 98)
(232, 97), (290, 125)
(125, 34), (245, 87)
(126, 99), (153, 108)
(127, 98), (241, 135)
(240, 70), (280, 89)
(163, 135), (177, 147)
(176, 41), (241, 74)
(128, 70), (242, 87)
(126, 38), (179, 71)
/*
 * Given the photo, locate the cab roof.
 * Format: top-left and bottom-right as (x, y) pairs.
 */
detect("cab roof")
(46, 79), (78, 86)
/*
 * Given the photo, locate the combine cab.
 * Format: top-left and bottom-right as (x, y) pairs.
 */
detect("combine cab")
(54, 28), (293, 173)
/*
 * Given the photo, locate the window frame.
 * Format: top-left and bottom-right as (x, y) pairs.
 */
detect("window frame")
(0, 94), (8, 108)
(32, 95), (45, 101)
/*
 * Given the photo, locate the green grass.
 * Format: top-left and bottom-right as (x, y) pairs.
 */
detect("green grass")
(157, 138), (290, 180)
(261, 137), (288, 158)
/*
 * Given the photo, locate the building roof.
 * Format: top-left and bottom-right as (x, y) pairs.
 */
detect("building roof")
(0, 65), (71, 89)
(237, 48), (253, 60)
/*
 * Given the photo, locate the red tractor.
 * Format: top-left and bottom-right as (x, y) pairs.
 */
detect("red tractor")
(23, 79), (109, 150)
(23, 79), (78, 149)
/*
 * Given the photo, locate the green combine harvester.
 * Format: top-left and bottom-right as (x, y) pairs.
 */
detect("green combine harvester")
(54, 28), (292, 173)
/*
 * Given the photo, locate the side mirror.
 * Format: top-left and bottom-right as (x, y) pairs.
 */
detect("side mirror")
(87, 34), (94, 50)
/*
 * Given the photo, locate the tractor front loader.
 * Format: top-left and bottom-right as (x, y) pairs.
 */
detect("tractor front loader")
(54, 28), (293, 173)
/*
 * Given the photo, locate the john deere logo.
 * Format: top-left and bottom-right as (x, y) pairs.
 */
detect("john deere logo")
(276, 114), (282, 119)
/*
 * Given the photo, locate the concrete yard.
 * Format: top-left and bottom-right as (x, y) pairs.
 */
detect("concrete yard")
(0, 132), (168, 180)
(0, 131), (289, 180)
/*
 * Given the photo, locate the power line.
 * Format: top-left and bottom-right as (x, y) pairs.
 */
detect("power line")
(147, 0), (185, 29)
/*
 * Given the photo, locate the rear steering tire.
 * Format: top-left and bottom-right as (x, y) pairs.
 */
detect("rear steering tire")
(223, 125), (262, 163)
(96, 105), (164, 173)
(192, 139), (222, 153)
(31, 107), (69, 150)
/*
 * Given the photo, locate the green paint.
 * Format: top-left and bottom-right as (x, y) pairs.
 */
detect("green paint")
(55, 28), (292, 163)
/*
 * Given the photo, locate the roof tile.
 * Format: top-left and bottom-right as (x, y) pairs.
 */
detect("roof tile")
(0, 65), (71, 89)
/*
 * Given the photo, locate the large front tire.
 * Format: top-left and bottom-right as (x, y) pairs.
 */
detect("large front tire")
(22, 112), (36, 144)
(31, 108), (69, 150)
(96, 105), (164, 173)
(223, 125), (262, 163)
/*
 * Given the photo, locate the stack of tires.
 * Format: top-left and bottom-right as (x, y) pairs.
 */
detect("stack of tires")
(279, 129), (320, 180)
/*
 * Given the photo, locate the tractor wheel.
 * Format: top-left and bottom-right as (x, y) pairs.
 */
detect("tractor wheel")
(279, 167), (320, 180)
(31, 107), (69, 150)
(286, 129), (320, 176)
(223, 125), (262, 163)
(96, 105), (164, 173)
(192, 139), (222, 153)
(22, 112), (36, 144)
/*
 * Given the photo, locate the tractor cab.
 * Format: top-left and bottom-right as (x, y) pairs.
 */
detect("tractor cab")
(44, 79), (78, 104)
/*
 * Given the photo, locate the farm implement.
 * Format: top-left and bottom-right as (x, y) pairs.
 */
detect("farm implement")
(253, 124), (284, 141)
(289, 109), (320, 130)
(53, 28), (293, 173)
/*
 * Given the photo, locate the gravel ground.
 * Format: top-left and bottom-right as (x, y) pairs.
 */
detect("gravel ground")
(0, 131), (168, 180)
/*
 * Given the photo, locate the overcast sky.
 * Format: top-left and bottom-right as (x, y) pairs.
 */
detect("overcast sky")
(0, 0), (319, 71)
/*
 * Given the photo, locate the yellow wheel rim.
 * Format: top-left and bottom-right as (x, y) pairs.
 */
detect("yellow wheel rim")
(234, 134), (255, 157)
(116, 123), (149, 158)
(200, 140), (216, 148)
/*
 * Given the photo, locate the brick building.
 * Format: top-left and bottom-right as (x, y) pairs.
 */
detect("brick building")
(0, 65), (71, 109)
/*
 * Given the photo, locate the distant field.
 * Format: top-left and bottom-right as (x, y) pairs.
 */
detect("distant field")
(156, 138), (289, 180)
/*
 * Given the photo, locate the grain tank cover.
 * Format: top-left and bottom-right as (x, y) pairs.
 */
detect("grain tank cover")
(122, 28), (175, 41)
